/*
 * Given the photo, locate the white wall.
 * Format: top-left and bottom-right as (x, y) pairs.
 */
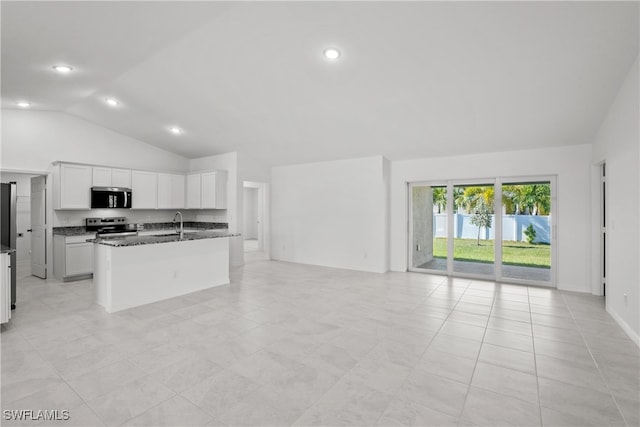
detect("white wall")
(271, 156), (389, 273)
(592, 56), (639, 343)
(238, 151), (272, 184)
(390, 144), (593, 292)
(243, 187), (259, 239)
(1, 110), (189, 172)
(189, 152), (242, 265)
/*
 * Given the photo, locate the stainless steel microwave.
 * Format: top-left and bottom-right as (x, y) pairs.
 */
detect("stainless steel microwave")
(91, 187), (132, 209)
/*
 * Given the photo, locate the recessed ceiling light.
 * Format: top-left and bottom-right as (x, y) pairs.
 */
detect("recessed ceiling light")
(104, 98), (119, 107)
(323, 47), (341, 60)
(169, 126), (183, 135)
(52, 65), (73, 73)
(16, 101), (31, 108)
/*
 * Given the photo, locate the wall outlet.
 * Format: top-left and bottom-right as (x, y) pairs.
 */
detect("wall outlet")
(416, 244), (421, 251)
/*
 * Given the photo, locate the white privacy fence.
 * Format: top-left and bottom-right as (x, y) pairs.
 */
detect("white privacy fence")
(433, 214), (550, 243)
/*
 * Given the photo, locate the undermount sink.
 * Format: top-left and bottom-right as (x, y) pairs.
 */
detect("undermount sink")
(149, 232), (197, 238)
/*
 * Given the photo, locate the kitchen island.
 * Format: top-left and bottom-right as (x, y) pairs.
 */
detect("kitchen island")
(90, 231), (238, 313)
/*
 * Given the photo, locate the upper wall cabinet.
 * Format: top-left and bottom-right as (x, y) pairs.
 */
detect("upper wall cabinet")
(186, 174), (202, 209)
(53, 161), (227, 211)
(54, 163), (92, 209)
(112, 169), (132, 188)
(157, 173), (185, 209)
(131, 170), (158, 209)
(92, 167), (132, 188)
(186, 171), (227, 209)
(92, 167), (111, 187)
(201, 171), (227, 209)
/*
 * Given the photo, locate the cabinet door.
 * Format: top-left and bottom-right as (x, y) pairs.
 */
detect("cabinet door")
(201, 172), (216, 209)
(170, 174), (185, 209)
(111, 169), (132, 188)
(214, 171), (227, 209)
(157, 173), (172, 209)
(131, 171), (158, 209)
(60, 164), (92, 209)
(201, 171), (227, 209)
(92, 167), (112, 187)
(186, 174), (201, 209)
(65, 243), (93, 276)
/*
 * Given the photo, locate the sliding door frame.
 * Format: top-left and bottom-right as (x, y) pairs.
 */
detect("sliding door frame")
(408, 175), (557, 288)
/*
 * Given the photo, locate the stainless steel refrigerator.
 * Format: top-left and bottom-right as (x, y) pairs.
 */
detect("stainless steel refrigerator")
(1, 182), (17, 309)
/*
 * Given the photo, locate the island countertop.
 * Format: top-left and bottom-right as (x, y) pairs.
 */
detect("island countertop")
(88, 230), (239, 247)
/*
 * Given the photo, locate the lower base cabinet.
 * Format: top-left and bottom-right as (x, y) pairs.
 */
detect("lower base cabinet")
(54, 234), (95, 282)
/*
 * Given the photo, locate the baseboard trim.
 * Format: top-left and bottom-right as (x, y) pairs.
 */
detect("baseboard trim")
(607, 307), (640, 347)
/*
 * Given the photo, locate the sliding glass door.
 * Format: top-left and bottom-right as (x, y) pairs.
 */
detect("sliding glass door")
(500, 180), (552, 283)
(452, 182), (495, 278)
(409, 177), (556, 286)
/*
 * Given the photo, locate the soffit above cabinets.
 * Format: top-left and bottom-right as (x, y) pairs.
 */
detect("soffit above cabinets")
(2, 2), (638, 165)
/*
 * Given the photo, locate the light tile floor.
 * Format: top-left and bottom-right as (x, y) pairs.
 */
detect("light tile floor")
(2, 260), (638, 426)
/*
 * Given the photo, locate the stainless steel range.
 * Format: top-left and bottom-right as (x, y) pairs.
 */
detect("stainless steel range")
(86, 217), (138, 238)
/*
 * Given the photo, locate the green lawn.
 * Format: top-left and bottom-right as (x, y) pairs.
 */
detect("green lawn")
(433, 238), (550, 268)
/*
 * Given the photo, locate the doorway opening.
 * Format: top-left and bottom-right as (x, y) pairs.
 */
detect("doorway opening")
(1, 172), (48, 281)
(242, 181), (269, 261)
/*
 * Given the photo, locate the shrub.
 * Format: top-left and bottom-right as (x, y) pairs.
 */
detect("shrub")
(524, 224), (537, 244)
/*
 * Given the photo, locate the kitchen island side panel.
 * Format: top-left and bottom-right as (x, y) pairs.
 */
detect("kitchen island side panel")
(95, 237), (229, 313)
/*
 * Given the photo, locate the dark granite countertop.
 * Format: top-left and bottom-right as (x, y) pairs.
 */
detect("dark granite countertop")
(52, 227), (94, 236)
(53, 221), (228, 236)
(88, 230), (239, 247)
(138, 221), (227, 231)
(1, 245), (15, 254)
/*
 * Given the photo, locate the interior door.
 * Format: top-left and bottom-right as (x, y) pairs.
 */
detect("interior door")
(30, 176), (46, 278)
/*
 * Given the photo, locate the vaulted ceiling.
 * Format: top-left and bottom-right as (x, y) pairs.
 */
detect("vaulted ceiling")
(2, 1), (638, 166)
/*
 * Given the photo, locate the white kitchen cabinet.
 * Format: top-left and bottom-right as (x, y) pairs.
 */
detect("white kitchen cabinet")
(93, 167), (132, 188)
(170, 174), (186, 209)
(131, 170), (158, 209)
(186, 173), (201, 209)
(53, 234), (95, 282)
(201, 171), (227, 209)
(0, 253), (11, 324)
(56, 163), (92, 209)
(112, 169), (132, 188)
(92, 167), (112, 187)
(157, 173), (185, 209)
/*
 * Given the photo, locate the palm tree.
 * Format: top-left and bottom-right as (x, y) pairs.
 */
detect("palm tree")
(432, 188), (447, 213)
(459, 186), (494, 213)
(502, 184), (550, 215)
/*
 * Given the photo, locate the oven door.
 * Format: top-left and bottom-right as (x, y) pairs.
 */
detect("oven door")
(91, 187), (132, 209)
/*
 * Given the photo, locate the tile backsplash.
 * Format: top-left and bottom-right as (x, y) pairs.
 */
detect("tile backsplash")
(53, 209), (227, 227)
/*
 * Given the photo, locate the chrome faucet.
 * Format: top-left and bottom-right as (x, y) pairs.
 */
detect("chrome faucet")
(173, 211), (184, 238)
